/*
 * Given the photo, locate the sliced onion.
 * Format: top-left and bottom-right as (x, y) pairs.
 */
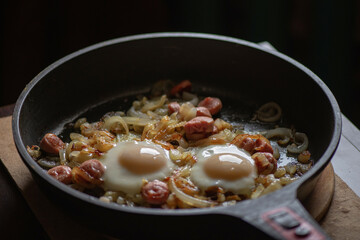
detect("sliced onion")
(262, 127), (292, 145)
(70, 132), (87, 141)
(146, 110), (161, 120)
(26, 145), (41, 159)
(37, 158), (59, 169)
(74, 117), (87, 129)
(169, 178), (214, 208)
(178, 102), (197, 121)
(287, 132), (308, 154)
(121, 116), (156, 126)
(261, 181), (282, 196)
(251, 184), (265, 199)
(103, 116), (129, 135)
(256, 102), (282, 122)
(127, 106), (150, 119)
(178, 137), (189, 148)
(59, 146), (67, 165)
(141, 95), (167, 113)
(190, 135), (227, 147)
(154, 107), (168, 116)
(116, 132), (141, 143)
(182, 91), (199, 106)
(273, 147), (280, 159)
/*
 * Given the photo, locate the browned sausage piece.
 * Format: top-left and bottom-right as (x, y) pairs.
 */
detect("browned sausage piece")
(231, 134), (273, 154)
(79, 159), (105, 180)
(231, 134), (256, 153)
(198, 97), (222, 115)
(185, 116), (214, 140)
(252, 152), (277, 175)
(196, 106), (212, 117)
(72, 159), (105, 188)
(141, 180), (169, 205)
(168, 102), (181, 115)
(40, 133), (65, 154)
(169, 80), (192, 96)
(254, 137), (273, 154)
(48, 165), (72, 184)
(238, 137), (256, 153)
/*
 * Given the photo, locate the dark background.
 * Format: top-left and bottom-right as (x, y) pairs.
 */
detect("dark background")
(1, 0), (360, 127)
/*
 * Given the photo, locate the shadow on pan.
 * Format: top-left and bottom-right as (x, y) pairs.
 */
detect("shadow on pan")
(12, 33), (341, 239)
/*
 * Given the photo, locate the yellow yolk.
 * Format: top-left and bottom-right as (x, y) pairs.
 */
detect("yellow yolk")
(203, 153), (253, 181)
(119, 143), (167, 175)
(190, 144), (257, 195)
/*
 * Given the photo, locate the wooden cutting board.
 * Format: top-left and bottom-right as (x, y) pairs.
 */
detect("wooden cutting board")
(303, 163), (335, 221)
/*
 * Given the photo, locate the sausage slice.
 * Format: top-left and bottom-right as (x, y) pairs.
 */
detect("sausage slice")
(198, 97), (222, 115)
(168, 102), (181, 114)
(252, 152), (277, 175)
(169, 80), (192, 96)
(48, 165), (72, 184)
(40, 133), (65, 154)
(79, 159), (105, 179)
(231, 134), (273, 154)
(72, 159), (106, 188)
(185, 116), (214, 140)
(141, 180), (169, 205)
(196, 107), (212, 117)
(254, 137), (273, 154)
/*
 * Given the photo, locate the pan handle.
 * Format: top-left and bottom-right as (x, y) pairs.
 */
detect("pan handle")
(225, 197), (331, 240)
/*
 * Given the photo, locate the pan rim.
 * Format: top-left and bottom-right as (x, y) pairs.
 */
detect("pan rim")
(12, 32), (342, 216)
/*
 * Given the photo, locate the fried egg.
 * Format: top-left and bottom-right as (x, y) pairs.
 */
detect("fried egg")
(190, 144), (257, 195)
(100, 141), (175, 194)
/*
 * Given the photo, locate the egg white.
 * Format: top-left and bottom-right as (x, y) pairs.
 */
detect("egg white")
(100, 141), (175, 195)
(190, 144), (257, 195)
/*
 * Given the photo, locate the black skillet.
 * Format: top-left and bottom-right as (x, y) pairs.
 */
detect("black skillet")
(12, 33), (341, 239)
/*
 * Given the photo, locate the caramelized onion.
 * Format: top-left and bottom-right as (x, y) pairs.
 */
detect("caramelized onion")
(178, 102), (197, 121)
(169, 178), (214, 208)
(74, 118), (87, 129)
(141, 95), (167, 113)
(256, 102), (282, 122)
(122, 116), (156, 127)
(70, 132), (87, 141)
(27, 145), (41, 159)
(59, 146), (67, 165)
(37, 158), (59, 169)
(287, 132), (308, 154)
(182, 92), (199, 106)
(104, 116), (129, 135)
(127, 106), (150, 119)
(262, 127), (292, 145)
(190, 135), (227, 147)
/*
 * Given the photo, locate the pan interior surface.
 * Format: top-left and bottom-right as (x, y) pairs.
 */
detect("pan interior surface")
(18, 35), (337, 161)
(13, 33), (341, 238)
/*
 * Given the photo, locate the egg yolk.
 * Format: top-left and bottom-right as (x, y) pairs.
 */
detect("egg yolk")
(203, 153), (253, 181)
(118, 143), (167, 175)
